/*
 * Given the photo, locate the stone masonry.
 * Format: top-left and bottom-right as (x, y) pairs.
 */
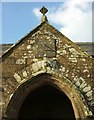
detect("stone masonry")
(0, 7), (94, 120)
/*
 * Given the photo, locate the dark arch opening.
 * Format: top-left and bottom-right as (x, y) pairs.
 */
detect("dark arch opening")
(18, 85), (75, 120)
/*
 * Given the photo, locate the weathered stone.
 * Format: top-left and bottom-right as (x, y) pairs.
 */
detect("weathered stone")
(86, 90), (92, 97)
(27, 45), (31, 50)
(74, 77), (80, 82)
(14, 73), (21, 83)
(87, 74), (90, 77)
(16, 59), (26, 64)
(30, 40), (35, 44)
(80, 77), (85, 82)
(83, 86), (91, 93)
(28, 51), (32, 53)
(80, 82), (87, 89)
(69, 58), (77, 62)
(76, 81), (80, 86)
(82, 59), (86, 61)
(22, 70), (27, 78)
(61, 50), (67, 55)
(1, 8), (94, 120)
(60, 66), (65, 72)
(83, 69), (89, 73)
(63, 44), (70, 49)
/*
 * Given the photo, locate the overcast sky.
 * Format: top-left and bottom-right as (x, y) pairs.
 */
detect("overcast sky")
(1, 0), (93, 43)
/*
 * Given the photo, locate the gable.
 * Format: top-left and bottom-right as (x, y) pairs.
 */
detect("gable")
(1, 21), (94, 117)
(2, 21), (90, 61)
(1, 21), (93, 85)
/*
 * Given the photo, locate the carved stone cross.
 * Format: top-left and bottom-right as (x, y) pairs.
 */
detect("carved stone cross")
(40, 6), (48, 15)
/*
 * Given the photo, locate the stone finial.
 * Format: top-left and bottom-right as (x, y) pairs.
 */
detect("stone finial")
(40, 6), (48, 23)
(40, 6), (48, 15)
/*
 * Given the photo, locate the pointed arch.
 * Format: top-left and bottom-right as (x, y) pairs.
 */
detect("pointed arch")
(4, 73), (90, 120)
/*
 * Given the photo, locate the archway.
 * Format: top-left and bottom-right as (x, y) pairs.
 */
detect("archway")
(18, 85), (75, 120)
(5, 73), (88, 120)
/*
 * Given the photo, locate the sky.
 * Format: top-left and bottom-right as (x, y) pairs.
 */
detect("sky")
(1, 0), (94, 44)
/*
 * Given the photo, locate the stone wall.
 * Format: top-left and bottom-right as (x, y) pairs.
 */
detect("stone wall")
(0, 22), (94, 119)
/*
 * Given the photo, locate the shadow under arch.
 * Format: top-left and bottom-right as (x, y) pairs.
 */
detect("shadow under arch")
(5, 73), (87, 120)
(18, 84), (75, 120)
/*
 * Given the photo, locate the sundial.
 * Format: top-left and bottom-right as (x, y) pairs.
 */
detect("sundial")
(35, 39), (56, 58)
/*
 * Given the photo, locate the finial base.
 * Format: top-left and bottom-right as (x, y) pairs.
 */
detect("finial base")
(40, 6), (48, 23)
(41, 15), (48, 23)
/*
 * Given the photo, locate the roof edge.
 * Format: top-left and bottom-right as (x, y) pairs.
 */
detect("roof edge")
(1, 21), (47, 62)
(1, 21), (93, 62)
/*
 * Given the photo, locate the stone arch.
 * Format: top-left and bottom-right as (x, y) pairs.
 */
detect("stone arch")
(4, 73), (91, 120)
